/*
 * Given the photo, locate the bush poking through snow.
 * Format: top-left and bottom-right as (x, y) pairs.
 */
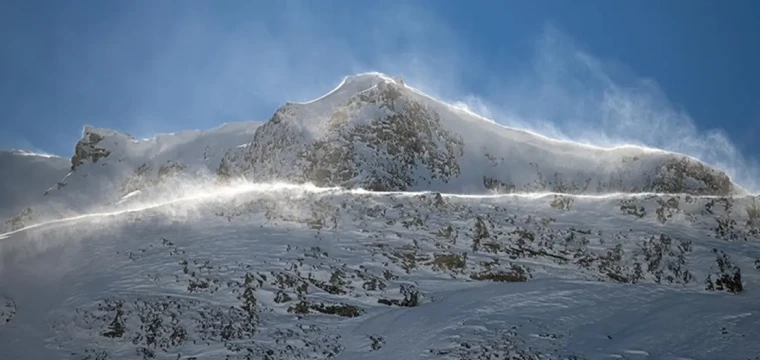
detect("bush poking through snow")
(470, 264), (531, 282)
(378, 284), (422, 307)
(0, 297), (16, 324)
(705, 249), (743, 293)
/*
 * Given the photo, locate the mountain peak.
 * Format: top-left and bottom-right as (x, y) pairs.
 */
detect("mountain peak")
(332, 72), (404, 94)
(81, 125), (133, 141)
(216, 73), (741, 196)
(344, 71), (401, 86)
(291, 72), (405, 115)
(1, 72), (744, 225)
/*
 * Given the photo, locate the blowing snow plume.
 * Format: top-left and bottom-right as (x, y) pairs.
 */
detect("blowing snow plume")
(309, 19), (759, 193)
(456, 25), (760, 193)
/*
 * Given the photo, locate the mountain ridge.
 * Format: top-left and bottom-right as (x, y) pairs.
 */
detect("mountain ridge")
(2, 73), (760, 360)
(0, 72), (748, 227)
(219, 72), (742, 196)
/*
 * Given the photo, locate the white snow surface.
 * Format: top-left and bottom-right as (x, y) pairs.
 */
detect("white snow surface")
(1, 72), (758, 359)
(0, 183), (759, 359)
(4, 121), (263, 224)
(0, 150), (70, 218)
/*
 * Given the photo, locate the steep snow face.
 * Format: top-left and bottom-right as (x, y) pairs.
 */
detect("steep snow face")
(0, 186), (758, 359)
(220, 73), (740, 196)
(0, 150), (69, 218)
(30, 121), (262, 220)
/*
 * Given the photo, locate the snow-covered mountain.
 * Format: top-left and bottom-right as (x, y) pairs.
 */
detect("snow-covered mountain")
(1, 73), (758, 359)
(36, 72), (743, 215)
(8, 72), (745, 233)
(1, 121), (262, 229)
(62, 120), (262, 199)
(220, 73), (741, 196)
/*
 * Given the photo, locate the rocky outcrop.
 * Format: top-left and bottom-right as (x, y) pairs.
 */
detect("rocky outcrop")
(70, 131), (111, 172)
(649, 156), (733, 196)
(0, 296), (15, 324)
(118, 160), (188, 196)
(2, 207), (33, 232)
(483, 176), (516, 193)
(219, 81), (465, 191)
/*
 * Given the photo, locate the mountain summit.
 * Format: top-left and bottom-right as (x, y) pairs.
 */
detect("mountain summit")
(1, 72), (744, 223)
(1, 73), (759, 360)
(219, 72), (739, 195)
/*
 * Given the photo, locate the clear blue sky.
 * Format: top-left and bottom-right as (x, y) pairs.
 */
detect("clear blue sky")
(1, 0), (758, 188)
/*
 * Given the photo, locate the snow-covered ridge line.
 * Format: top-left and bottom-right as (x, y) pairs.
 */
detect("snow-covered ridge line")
(5, 180), (757, 240)
(0, 149), (64, 158)
(306, 72), (747, 195)
(404, 73), (747, 193)
(304, 72), (665, 154)
(355, 188), (760, 200)
(80, 120), (260, 146)
(227, 71), (744, 196)
(402, 82), (665, 154)
(69, 71), (726, 168)
(73, 72), (704, 162)
(296, 72), (399, 106)
(24, 119), (265, 214)
(0, 181), (341, 239)
(7, 70), (744, 223)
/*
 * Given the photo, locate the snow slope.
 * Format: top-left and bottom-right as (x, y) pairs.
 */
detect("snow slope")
(0, 121), (263, 229)
(0, 185), (758, 359)
(0, 150), (69, 218)
(1, 72), (758, 359)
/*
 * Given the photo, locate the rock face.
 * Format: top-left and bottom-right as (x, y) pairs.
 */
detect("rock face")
(2, 207), (33, 232)
(70, 131), (112, 172)
(220, 81), (464, 191)
(218, 73), (741, 196)
(650, 156), (733, 196)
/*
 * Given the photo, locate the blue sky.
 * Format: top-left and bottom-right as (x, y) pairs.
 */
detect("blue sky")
(1, 0), (759, 189)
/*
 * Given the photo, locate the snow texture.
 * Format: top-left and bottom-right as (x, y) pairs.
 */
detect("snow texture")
(0, 73), (758, 360)
(1, 187), (759, 359)
(0, 150), (70, 218)
(1, 121), (263, 227)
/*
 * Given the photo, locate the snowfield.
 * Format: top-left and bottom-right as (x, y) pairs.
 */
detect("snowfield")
(1, 185), (759, 359)
(1, 73), (758, 359)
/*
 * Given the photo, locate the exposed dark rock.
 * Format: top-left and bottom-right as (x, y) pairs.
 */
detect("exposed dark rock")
(71, 132), (111, 171)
